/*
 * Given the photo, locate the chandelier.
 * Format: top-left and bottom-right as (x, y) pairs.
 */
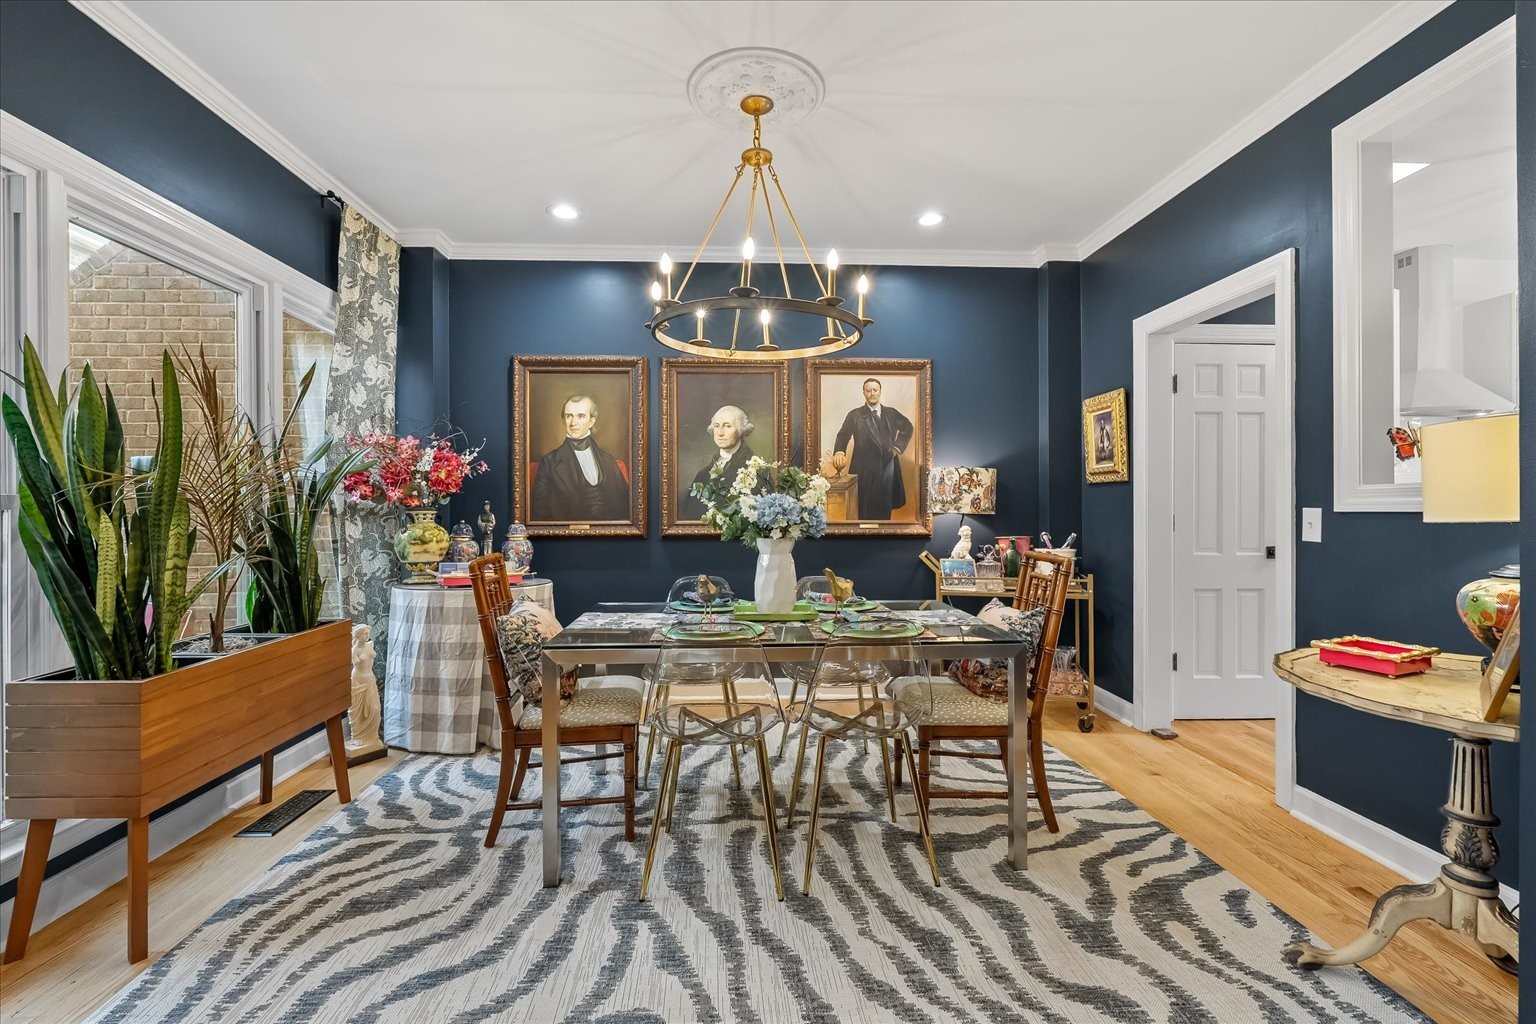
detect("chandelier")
(646, 93), (870, 361)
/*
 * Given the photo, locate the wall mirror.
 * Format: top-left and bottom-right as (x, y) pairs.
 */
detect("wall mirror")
(1332, 19), (1517, 512)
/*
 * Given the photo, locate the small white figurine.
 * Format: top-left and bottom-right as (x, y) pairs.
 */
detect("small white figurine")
(950, 524), (973, 560)
(345, 623), (387, 764)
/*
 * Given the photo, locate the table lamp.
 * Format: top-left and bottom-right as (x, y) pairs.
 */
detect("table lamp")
(1420, 413), (1519, 654)
(929, 467), (996, 557)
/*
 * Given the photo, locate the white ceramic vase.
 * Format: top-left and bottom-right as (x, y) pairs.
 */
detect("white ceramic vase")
(754, 537), (797, 613)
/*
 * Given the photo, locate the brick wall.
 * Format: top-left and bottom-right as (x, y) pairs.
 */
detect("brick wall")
(69, 241), (236, 634)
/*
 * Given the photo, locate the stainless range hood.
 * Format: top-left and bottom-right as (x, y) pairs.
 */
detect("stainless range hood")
(1395, 245), (1517, 417)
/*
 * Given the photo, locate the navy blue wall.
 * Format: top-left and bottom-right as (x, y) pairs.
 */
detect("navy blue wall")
(1036, 263), (1083, 535)
(1203, 295), (1275, 324)
(445, 260), (1039, 618)
(398, 247), (452, 434)
(1077, 1), (1521, 882)
(1516, 0), (1534, 1013)
(0, 0), (338, 288)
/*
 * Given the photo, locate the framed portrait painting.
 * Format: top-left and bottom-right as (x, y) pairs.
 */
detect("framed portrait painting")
(511, 355), (647, 537)
(805, 358), (933, 536)
(1082, 388), (1128, 483)
(661, 359), (790, 536)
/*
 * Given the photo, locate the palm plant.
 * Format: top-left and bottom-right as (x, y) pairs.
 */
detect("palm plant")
(175, 345), (267, 651)
(2, 337), (208, 679)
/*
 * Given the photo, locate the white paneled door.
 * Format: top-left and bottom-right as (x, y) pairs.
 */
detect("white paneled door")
(1172, 340), (1277, 719)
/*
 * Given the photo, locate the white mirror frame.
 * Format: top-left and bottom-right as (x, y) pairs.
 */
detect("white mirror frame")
(1331, 18), (1515, 513)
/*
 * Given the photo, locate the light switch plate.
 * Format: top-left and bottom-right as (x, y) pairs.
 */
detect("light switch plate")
(1301, 507), (1322, 543)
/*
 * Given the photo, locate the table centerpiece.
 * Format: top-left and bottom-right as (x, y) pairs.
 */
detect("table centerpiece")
(692, 456), (830, 613)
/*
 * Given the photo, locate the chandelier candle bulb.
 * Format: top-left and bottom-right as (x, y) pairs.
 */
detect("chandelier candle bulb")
(741, 237), (755, 288)
(857, 275), (869, 320)
(826, 248), (839, 297)
(660, 253), (673, 300)
(694, 308), (708, 345)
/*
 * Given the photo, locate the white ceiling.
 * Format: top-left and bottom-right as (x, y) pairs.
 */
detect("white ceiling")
(109, 0), (1416, 263)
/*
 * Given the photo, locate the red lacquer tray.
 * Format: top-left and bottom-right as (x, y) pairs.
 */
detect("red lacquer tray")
(1310, 635), (1440, 677)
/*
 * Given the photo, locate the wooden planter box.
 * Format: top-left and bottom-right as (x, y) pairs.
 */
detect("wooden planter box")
(2, 620), (355, 964)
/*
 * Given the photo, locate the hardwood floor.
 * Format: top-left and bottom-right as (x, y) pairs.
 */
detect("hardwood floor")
(1048, 706), (1517, 1024)
(0, 712), (1518, 1023)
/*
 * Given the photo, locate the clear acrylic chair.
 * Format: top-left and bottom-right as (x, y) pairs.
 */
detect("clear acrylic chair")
(640, 622), (787, 901)
(776, 575), (876, 758)
(784, 621), (939, 895)
(648, 575), (743, 786)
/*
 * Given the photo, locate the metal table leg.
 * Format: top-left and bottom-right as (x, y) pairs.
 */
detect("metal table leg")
(541, 652), (561, 886)
(1007, 652), (1030, 868)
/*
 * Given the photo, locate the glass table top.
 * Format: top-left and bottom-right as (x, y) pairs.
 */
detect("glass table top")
(544, 600), (1021, 651)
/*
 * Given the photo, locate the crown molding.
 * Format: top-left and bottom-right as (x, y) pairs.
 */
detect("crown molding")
(69, 0), (400, 239)
(1075, 0), (1454, 259)
(407, 239), (1069, 268)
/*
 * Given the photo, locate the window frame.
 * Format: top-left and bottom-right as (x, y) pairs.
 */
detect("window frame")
(0, 112), (337, 860)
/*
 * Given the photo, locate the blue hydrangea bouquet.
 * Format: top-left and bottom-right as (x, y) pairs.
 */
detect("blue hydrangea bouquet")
(691, 455), (830, 547)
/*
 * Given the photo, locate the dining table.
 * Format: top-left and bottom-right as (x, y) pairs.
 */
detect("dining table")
(536, 599), (1031, 886)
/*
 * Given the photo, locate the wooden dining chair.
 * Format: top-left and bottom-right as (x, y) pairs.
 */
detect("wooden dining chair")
(896, 547), (1073, 832)
(469, 553), (641, 846)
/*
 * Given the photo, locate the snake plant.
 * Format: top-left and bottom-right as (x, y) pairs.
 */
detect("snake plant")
(241, 363), (365, 634)
(3, 336), (208, 679)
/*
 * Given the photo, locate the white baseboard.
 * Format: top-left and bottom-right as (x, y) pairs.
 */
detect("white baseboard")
(1092, 688), (1136, 727)
(1291, 786), (1519, 909)
(0, 734), (331, 938)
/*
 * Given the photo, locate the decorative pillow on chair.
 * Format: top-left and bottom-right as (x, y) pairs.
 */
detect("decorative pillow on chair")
(495, 597), (578, 705)
(947, 601), (1044, 702)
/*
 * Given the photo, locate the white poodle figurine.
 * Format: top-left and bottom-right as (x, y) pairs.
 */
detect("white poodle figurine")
(949, 524), (973, 560)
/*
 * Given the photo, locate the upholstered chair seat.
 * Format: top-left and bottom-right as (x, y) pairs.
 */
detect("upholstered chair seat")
(894, 677), (1009, 727)
(518, 683), (644, 730)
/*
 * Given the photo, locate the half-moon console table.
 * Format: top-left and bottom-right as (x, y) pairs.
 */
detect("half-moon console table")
(2, 620), (354, 964)
(1272, 647), (1518, 975)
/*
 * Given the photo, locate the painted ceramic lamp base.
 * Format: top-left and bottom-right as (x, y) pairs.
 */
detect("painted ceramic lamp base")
(755, 538), (797, 614)
(1281, 736), (1518, 975)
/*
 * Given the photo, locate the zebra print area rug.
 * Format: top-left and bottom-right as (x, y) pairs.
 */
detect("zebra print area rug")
(88, 743), (1426, 1023)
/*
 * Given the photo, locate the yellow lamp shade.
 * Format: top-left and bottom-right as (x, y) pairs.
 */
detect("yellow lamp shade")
(1420, 414), (1519, 523)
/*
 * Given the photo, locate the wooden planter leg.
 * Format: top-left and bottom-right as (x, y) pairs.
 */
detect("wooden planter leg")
(127, 815), (149, 963)
(259, 750), (275, 804)
(325, 714), (353, 803)
(2, 818), (56, 964)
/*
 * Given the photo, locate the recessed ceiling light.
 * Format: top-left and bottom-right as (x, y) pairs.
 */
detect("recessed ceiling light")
(916, 211), (945, 227)
(548, 203), (580, 220)
(1391, 162), (1429, 183)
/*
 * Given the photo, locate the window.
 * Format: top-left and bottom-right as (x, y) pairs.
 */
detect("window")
(67, 224), (243, 633)
(281, 313), (342, 620)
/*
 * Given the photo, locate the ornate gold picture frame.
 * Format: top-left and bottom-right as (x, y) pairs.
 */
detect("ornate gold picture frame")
(805, 357), (933, 536)
(511, 355), (647, 537)
(1082, 388), (1128, 484)
(660, 358), (790, 536)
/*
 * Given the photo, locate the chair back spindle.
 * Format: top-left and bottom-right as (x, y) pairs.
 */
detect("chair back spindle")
(1011, 548), (1074, 716)
(469, 552), (522, 733)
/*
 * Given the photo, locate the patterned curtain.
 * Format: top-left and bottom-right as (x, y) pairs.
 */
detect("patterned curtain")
(326, 205), (400, 684)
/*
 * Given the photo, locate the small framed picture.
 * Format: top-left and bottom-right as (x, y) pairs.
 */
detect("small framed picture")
(1481, 604), (1520, 722)
(1082, 388), (1128, 483)
(941, 557), (977, 589)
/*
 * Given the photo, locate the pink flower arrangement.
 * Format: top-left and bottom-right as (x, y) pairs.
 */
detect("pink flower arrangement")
(342, 432), (489, 507)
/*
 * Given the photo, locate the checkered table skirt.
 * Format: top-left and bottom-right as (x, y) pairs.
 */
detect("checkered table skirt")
(382, 579), (555, 754)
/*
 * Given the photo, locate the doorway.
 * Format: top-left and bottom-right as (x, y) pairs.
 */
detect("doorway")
(1170, 324), (1278, 719)
(1131, 250), (1296, 808)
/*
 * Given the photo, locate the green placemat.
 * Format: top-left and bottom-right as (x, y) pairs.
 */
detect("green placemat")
(660, 620), (767, 642)
(731, 600), (819, 622)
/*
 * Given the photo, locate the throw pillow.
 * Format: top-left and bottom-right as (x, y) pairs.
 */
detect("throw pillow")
(947, 601), (1045, 702)
(495, 597), (578, 705)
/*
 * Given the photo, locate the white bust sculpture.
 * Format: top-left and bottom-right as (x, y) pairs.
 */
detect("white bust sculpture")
(345, 623), (386, 764)
(949, 524), (974, 560)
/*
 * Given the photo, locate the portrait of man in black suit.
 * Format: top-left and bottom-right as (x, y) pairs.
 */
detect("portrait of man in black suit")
(530, 394), (630, 522)
(680, 405), (757, 519)
(834, 377), (915, 520)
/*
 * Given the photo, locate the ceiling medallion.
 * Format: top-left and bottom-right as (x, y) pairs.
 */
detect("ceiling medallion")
(686, 47), (824, 129)
(649, 65), (870, 362)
